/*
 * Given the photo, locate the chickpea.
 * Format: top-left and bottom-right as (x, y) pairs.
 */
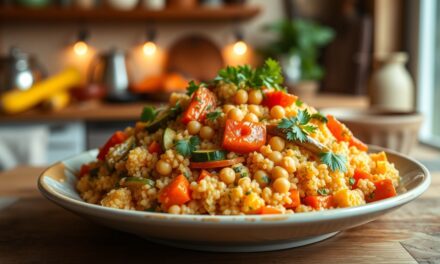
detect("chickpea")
(235, 89), (249, 104)
(273, 177), (290, 193)
(268, 151), (283, 164)
(168, 205), (181, 214)
(187, 120), (201, 135)
(227, 108), (244, 121)
(254, 170), (270, 187)
(248, 104), (262, 117)
(223, 104), (235, 114)
(200, 126), (214, 140)
(280, 157), (296, 173)
(269, 136), (285, 151)
(243, 113), (259, 123)
(271, 166), (288, 179)
(156, 160), (172, 175)
(248, 90), (263, 105)
(220, 167), (236, 184)
(270, 105), (286, 119)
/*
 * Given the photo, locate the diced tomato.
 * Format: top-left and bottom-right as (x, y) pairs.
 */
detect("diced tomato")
(262, 91), (298, 108)
(97, 131), (127, 160)
(353, 169), (372, 188)
(78, 164), (90, 178)
(147, 141), (161, 154)
(159, 175), (191, 209)
(222, 119), (266, 154)
(257, 206), (282, 214)
(197, 170), (211, 182)
(181, 87), (217, 124)
(349, 136), (368, 151)
(285, 189), (301, 209)
(303, 195), (335, 209)
(366, 179), (397, 203)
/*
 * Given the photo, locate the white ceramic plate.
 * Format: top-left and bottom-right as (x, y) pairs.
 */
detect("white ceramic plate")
(38, 146), (431, 252)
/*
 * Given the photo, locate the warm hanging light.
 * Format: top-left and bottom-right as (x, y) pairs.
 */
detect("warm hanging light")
(143, 28), (157, 56)
(232, 30), (247, 56)
(73, 30), (89, 56)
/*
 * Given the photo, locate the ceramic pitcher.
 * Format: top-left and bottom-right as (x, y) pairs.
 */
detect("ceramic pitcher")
(369, 52), (414, 112)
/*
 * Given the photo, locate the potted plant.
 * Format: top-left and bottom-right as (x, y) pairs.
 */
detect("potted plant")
(261, 19), (335, 97)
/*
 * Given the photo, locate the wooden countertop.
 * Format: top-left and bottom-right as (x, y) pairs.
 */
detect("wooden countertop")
(0, 94), (368, 122)
(0, 166), (439, 263)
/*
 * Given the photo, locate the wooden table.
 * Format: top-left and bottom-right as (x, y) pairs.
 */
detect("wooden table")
(0, 166), (439, 263)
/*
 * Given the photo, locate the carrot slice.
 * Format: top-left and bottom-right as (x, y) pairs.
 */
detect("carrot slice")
(222, 119), (266, 154)
(285, 189), (301, 209)
(158, 174), (191, 209)
(181, 87), (217, 124)
(258, 206), (282, 214)
(349, 136), (368, 151)
(147, 141), (161, 154)
(326, 115), (352, 142)
(353, 169), (372, 188)
(303, 195), (335, 209)
(190, 157), (245, 169)
(97, 131), (127, 160)
(366, 179), (397, 203)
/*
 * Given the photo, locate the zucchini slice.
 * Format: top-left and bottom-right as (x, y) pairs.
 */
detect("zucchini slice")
(122, 177), (155, 188)
(191, 150), (227, 162)
(162, 128), (176, 150)
(145, 105), (182, 133)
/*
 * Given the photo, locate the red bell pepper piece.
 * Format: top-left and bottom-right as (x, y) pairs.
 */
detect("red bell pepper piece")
(97, 131), (127, 160)
(285, 189), (301, 209)
(303, 195), (335, 209)
(147, 141), (161, 154)
(262, 91), (297, 108)
(181, 87), (217, 124)
(222, 119), (266, 153)
(159, 174), (191, 209)
(366, 179), (397, 203)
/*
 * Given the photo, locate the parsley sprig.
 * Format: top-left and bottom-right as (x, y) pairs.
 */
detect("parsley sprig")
(175, 136), (200, 157)
(215, 58), (285, 91)
(140, 106), (157, 122)
(206, 110), (222, 122)
(186, 81), (201, 96)
(277, 109), (317, 142)
(319, 152), (347, 173)
(311, 112), (328, 123)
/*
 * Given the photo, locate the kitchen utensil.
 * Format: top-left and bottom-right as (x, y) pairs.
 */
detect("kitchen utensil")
(0, 47), (46, 93)
(38, 146), (430, 252)
(1, 68), (81, 114)
(107, 0), (138, 10)
(88, 49), (136, 102)
(167, 35), (224, 81)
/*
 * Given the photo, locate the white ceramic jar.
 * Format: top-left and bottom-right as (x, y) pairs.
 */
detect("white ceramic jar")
(142, 0), (165, 10)
(369, 52), (415, 112)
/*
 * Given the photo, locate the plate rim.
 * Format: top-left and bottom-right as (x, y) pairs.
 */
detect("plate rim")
(37, 145), (431, 225)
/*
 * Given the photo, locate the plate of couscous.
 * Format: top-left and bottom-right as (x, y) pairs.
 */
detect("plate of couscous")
(38, 60), (431, 252)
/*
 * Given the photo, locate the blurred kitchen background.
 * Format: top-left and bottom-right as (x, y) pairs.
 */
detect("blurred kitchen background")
(0, 0), (439, 171)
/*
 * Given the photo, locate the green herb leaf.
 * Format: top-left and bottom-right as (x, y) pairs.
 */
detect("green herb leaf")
(319, 152), (347, 173)
(233, 166), (242, 173)
(311, 112), (328, 123)
(206, 110), (222, 122)
(141, 106), (157, 122)
(295, 99), (304, 107)
(296, 109), (312, 125)
(175, 136), (200, 157)
(186, 81), (200, 96)
(317, 188), (329, 195)
(349, 177), (355, 185)
(277, 109), (317, 143)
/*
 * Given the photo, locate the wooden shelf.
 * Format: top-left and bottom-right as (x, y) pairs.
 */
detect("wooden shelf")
(0, 94), (368, 122)
(0, 5), (260, 23)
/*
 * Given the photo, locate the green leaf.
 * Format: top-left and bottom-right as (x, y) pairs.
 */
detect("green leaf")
(277, 117), (295, 129)
(175, 136), (200, 157)
(295, 99), (304, 107)
(319, 152), (347, 173)
(311, 112), (328, 123)
(296, 109), (311, 125)
(206, 110), (222, 122)
(317, 188), (329, 196)
(186, 81), (200, 96)
(289, 126), (308, 142)
(302, 125), (317, 134)
(349, 177), (355, 186)
(140, 106), (157, 122)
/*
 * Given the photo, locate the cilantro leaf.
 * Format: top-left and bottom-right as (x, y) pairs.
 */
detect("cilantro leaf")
(206, 110), (222, 122)
(311, 113), (328, 123)
(277, 109), (317, 142)
(277, 117), (295, 129)
(175, 136), (200, 157)
(288, 125), (308, 142)
(317, 188), (329, 195)
(296, 109), (311, 125)
(295, 99), (304, 107)
(141, 106), (157, 122)
(319, 152), (347, 172)
(349, 177), (355, 185)
(186, 81), (200, 96)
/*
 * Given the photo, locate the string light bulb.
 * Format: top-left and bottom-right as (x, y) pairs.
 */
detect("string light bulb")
(143, 28), (157, 57)
(232, 30), (247, 56)
(73, 30), (89, 56)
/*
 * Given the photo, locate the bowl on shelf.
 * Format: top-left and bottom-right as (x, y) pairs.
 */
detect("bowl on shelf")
(320, 108), (423, 155)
